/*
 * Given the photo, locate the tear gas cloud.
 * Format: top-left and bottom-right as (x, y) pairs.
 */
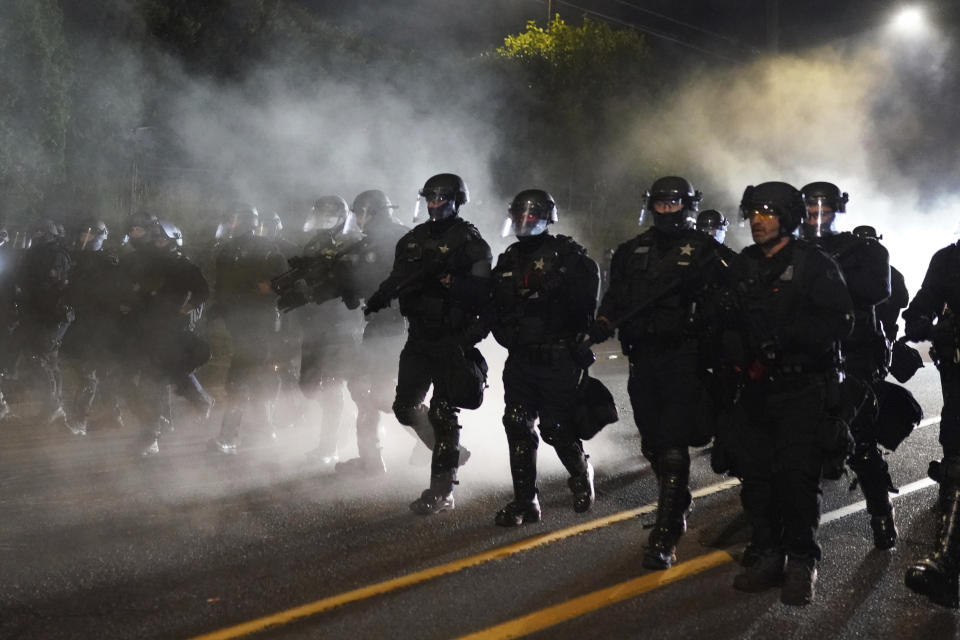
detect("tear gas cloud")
(624, 28), (959, 292)
(5, 3), (958, 515)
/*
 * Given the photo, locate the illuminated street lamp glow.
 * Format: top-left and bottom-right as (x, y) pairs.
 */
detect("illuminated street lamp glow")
(890, 6), (927, 35)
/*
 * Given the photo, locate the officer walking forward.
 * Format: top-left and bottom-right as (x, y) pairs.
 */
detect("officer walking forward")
(487, 189), (600, 525)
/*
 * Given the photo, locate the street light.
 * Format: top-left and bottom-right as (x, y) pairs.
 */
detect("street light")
(889, 5), (928, 36)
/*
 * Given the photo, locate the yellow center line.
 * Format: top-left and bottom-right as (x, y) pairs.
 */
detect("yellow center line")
(188, 478), (742, 640)
(454, 551), (735, 640)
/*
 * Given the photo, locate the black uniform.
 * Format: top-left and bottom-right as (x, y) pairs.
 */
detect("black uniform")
(368, 214), (492, 511)
(729, 239), (853, 574)
(211, 233), (287, 451)
(489, 233), (599, 523)
(808, 231), (896, 548)
(0, 238), (19, 419)
(598, 225), (729, 567)
(903, 241), (960, 607)
(61, 247), (126, 434)
(125, 245), (210, 452)
(14, 235), (73, 421)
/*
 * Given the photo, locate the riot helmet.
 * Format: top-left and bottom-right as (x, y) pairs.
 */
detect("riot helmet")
(125, 212), (159, 248)
(740, 182), (805, 239)
(415, 173), (468, 222)
(304, 196), (349, 233)
(852, 225), (882, 241)
(639, 176), (701, 234)
(800, 181), (848, 239)
(31, 218), (61, 245)
(695, 209), (729, 245)
(216, 203), (259, 240)
(72, 217), (109, 251)
(351, 190), (398, 232)
(152, 220), (183, 251)
(502, 189), (557, 238)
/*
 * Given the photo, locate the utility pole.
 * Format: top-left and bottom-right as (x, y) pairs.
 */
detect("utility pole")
(547, 0), (552, 24)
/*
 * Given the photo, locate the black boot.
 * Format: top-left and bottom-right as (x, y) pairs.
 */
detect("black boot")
(781, 555), (817, 606)
(732, 548), (785, 592)
(568, 462), (595, 513)
(850, 447), (898, 549)
(496, 439), (541, 526)
(495, 492), (542, 526)
(410, 471), (456, 515)
(643, 448), (690, 570)
(905, 487), (960, 608)
(550, 435), (593, 513)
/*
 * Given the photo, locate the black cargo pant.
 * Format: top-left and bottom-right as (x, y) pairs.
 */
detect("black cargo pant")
(502, 346), (587, 497)
(731, 374), (830, 561)
(393, 336), (465, 478)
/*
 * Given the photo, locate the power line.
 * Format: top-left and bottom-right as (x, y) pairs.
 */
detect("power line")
(605, 0), (761, 53)
(539, 0), (742, 62)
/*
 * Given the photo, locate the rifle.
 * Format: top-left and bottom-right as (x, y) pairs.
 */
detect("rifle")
(270, 239), (365, 313)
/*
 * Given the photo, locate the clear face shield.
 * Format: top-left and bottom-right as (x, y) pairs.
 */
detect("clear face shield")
(699, 224), (726, 245)
(75, 227), (106, 251)
(802, 197), (837, 238)
(501, 201), (549, 238)
(303, 207), (344, 234)
(415, 190), (456, 222)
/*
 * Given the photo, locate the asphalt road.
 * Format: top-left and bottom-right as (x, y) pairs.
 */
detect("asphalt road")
(1, 355), (958, 640)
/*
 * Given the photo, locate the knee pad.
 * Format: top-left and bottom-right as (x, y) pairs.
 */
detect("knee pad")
(393, 401), (427, 427)
(429, 399), (460, 433)
(503, 404), (536, 441)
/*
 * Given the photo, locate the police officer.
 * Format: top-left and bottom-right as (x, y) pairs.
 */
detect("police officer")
(590, 177), (728, 570)
(334, 189), (410, 476)
(129, 220), (210, 456)
(696, 209), (730, 245)
(728, 182), (853, 605)
(209, 205), (287, 454)
(365, 173), (492, 514)
(488, 189), (599, 525)
(61, 218), (125, 436)
(800, 182), (896, 549)
(294, 195), (366, 470)
(902, 236), (960, 608)
(14, 218), (73, 426)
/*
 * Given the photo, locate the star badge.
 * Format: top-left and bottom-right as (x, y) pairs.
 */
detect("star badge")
(679, 244), (694, 256)
(533, 258), (545, 271)
(438, 244), (450, 254)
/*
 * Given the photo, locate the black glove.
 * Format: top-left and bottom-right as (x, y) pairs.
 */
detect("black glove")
(904, 315), (934, 342)
(587, 317), (614, 344)
(364, 290), (389, 315)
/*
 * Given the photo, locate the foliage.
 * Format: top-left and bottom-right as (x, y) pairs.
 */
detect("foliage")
(492, 16), (654, 250)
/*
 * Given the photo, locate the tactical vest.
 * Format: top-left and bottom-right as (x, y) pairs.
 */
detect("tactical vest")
(492, 234), (587, 347)
(395, 218), (484, 333)
(617, 229), (710, 346)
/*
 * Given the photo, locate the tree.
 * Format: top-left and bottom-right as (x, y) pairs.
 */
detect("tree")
(492, 16), (654, 248)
